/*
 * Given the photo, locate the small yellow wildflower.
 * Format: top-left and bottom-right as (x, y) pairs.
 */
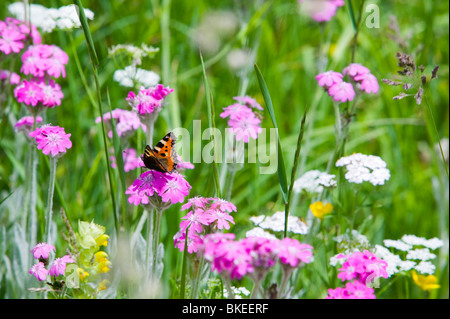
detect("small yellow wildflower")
(95, 234), (109, 247)
(97, 279), (109, 292)
(95, 251), (112, 274)
(77, 267), (90, 281)
(412, 270), (440, 291)
(309, 201), (333, 220)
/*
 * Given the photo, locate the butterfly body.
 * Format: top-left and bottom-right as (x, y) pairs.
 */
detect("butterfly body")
(142, 132), (178, 173)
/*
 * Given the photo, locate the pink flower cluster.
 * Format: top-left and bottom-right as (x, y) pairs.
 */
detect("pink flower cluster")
(29, 125), (72, 157)
(21, 44), (69, 79)
(14, 78), (64, 108)
(14, 115), (43, 133)
(198, 233), (313, 280)
(316, 63), (379, 103)
(220, 95), (263, 143)
(96, 108), (146, 139)
(110, 148), (145, 172)
(173, 197), (237, 253)
(29, 242), (75, 281)
(1, 70), (20, 85)
(0, 17), (41, 55)
(126, 84), (174, 116)
(126, 170), (191, 206)
(298, 0), (345, 22)
(326, 250), (388, 299)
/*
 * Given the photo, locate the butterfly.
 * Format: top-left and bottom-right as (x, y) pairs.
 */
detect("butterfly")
(141, 132), (178, 173)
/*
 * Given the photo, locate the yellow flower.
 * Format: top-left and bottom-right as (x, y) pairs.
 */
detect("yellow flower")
(95, 234), (109, 247)
(95, 251), (112, 274)
(97, 279), (109, 292)
(77, 267), (90, 281)
(412, 270), (440, 291)
(309, 201), (333, 220)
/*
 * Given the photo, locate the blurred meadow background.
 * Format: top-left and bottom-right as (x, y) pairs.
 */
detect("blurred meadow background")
(0, 0), (448, 299)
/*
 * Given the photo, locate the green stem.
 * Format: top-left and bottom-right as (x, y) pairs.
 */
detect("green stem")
(45, 157), (57, 243)
(278, 266), (293, 299)
(191, 255), (205, 299)
(152, 209), (163, 280)
(145, 208), (154, 281)
(424, 95), (449, 178)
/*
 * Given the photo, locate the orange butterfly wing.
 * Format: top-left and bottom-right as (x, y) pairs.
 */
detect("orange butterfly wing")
(142, 132), (178, 173)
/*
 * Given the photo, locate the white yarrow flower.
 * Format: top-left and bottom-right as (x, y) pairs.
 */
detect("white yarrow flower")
(8, 3), (94, 33)
(250, 211), (308, 235)
(113, 65), (160, 88)
(414, 261), (436, 275)
(293, 170), (336, 194)
(406, 248), (436, 261)
(336, 153), (390, 186)
(383, 239), (413, 251)
(245, 227), (277, 240)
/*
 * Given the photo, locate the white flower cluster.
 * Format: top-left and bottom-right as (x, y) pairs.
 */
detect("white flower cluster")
(336, 153), (390, 186)
(8, 3), (94, 33)
(223, 286), (250, 299)
(249, 211), (309, 235)
(375, 234), (443, 276)
(113, 65), (160, 89)
(245, 227), (277, 240)
(293, 170), (337, 194)
(108, 44), (159, 67)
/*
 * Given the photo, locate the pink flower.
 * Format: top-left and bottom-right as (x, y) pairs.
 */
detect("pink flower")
(126, 84), (174, 116)
(233, 95), (263, 110)
(343, 281), (376, 299)
(181, 196), (210, 211)
(228, 112), (262, 143)
(159, 172), (192, 204)
(354, 73), (379, 94)
(96, 108), (145, 139)
(31, 242), (55, 259)
(36, 79), (64, 107)
(29, 262), (48, 281)
(14, 79), (44, 107)
(179, 210), (210, 235)
(206, 208), (235, 230)
(29, 125), (72, 157)
(126, 170), (191, 206)
(338, 252), (366, 281)
(209, 198), (237, 213)
(110, 148), (145, 172)
(220, 103), (253, 119)
(343, 63), (371, 78)
(48, 255), (75, 277)
(174, 231), (203, 253)
(14, 115), (43, 133)
(328, 81), (355, 102)
(20, 44), (69, 79)
(176, 155), (195, 171)
(0, 70), (20, 85)
(277, 237), (313, 268)
(337, 250), (388, 284)
(316, 71), (343, 88)
(298, 0), (345, 22)
(241, 237), (279, 269)
(0, 27), (25, 54)
(325, 287), (348, 299)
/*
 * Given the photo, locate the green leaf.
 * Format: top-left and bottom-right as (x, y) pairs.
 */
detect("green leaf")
(254, 64), (289, 203)
(200, 53), (221, 198)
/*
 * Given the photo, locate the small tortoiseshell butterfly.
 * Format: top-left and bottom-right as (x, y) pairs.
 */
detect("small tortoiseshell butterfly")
(142, 132), (178, 173)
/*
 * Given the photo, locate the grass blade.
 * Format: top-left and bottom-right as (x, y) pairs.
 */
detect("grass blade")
(74, 0), (119, 236)
(284, 106), (308, 237)
(200, 53), (221, 198)
(254, 64), (289, 203)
